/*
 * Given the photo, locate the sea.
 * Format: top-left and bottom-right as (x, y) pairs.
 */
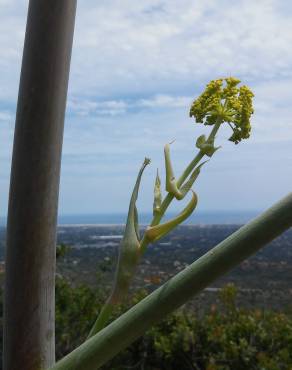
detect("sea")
(0, 211), (258, 227)
(0, 211), (260, 226)
(61, 210), (260, 226)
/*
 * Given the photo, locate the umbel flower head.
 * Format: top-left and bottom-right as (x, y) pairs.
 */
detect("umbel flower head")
(189, 77), (254, 144)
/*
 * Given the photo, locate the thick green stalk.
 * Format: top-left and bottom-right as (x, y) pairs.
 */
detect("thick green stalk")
(49, 193), (292, 370)
(4, 2), (76, 369)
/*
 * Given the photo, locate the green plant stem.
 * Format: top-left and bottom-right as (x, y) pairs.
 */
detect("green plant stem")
(140, 119), (221, 253)
(49, 192), (292, 370)
(87, 300), (114, 339)
(89, 120), (221, 336)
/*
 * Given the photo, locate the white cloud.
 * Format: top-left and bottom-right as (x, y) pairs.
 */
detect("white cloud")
(251, 79), (292, 142)
(68, 98), (128, 116)
(0, 1), (26, 102)
(1, 0), (292, 214)
(68, 94), (191, 116)
(0, 110), (13, 122)
(67, 0), (292, 97)
(2, 0), (292, 101)
(138, 95), (190, 108)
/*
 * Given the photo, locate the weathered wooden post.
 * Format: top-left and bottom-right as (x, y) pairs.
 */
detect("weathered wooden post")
(4, 1), (77, 369)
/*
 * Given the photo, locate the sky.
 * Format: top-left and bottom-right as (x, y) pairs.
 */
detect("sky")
(0, 0), (292, 217)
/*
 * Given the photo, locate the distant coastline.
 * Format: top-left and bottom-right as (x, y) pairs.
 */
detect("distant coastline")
(59, 211), (259, 226)
(0, 211), (259, 227)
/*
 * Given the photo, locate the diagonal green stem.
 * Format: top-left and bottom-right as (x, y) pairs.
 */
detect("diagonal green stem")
(87, 299), (114, 339)
(49, 193), (292, 370)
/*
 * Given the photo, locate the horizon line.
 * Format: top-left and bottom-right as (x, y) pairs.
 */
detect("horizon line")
(0, 209), (261, 219)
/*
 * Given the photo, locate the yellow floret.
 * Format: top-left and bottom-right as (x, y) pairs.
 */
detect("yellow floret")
(190, 78), (254, 144)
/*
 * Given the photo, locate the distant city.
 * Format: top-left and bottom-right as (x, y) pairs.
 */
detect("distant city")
(1, 221), (291, 312)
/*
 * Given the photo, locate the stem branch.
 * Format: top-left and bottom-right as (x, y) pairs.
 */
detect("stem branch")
(140, 119), (221, 253)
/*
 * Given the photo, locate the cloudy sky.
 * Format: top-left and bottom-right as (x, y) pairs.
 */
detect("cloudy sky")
(0, 0), (292, 218)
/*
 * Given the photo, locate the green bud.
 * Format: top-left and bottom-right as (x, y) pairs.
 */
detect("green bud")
(196, 135), (220, 157)
(111, 158), (150, 303)
(165, 142), (207, 200)
(153, 169), (162, 216)
(164, 142), (184, 200)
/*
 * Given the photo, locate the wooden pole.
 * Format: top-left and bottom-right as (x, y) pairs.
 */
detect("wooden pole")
(4, 1), (77, 369)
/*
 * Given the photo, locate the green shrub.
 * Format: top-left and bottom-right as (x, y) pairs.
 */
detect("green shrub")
(53, 281), (292, 370)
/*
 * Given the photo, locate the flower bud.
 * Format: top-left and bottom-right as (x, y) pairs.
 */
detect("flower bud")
(196, 135), (220, 157)
(111, 158), (150, 303)
(153, 169), (162, 216)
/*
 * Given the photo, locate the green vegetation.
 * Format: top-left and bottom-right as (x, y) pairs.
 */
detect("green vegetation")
(56, 244), (71, 259)
(54, 279), (292, 370)
(1, 257), (290, 369)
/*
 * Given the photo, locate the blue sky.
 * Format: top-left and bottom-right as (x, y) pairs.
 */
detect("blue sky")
(0, 0), (292, 216)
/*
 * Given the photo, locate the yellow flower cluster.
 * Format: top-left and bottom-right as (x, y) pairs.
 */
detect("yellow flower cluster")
(190, 78), (254, 144)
